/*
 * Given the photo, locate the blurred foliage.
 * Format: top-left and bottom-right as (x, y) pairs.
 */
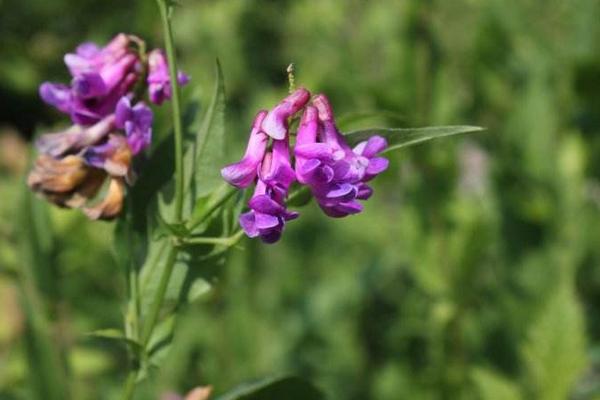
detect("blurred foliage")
(1, 0), (600, 399)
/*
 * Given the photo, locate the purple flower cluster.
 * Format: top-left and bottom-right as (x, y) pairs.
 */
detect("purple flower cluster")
(28, 33), (189, 220)
(221, 89), (389, 243)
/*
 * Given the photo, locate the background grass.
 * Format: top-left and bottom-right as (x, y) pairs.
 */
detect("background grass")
(1, 0), (599, 399)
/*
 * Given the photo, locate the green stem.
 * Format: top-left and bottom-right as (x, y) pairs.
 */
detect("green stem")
(187, 184), (238, 230)
(180, 230), (244, 247)
(120, 2), (185, 399)
(157, 0), (185, 223)
(120, 371), (138, 400)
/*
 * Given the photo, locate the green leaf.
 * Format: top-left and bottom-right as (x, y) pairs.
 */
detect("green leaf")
(343, 125), (484, 152)
(216, 376), (326, 400)
(187, 59), (226, 199)
(522, 285), (586, 400)
(471, 368), (522, 400)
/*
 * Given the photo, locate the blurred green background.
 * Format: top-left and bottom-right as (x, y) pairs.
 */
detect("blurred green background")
(1, 0), (600, 399)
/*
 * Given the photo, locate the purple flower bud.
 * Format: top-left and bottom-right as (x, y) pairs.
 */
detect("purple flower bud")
(239, 179), (298, 244)
(147, 49), (190, 105)
(115, 97), (153, 155)
(261, 88), (311, 140)
(221, 111), (268, 188)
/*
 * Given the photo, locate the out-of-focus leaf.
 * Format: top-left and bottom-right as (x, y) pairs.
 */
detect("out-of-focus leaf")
(186, 59), (226, 199)
(522, 285), (586, 400)
(343, 126), (484, 152)
(216, 376), (325, 400)
(287, 186), (312, 208)
(186, 278), (211, 303)
(69, 346), (113, 378)
(471, 368), (522, 400)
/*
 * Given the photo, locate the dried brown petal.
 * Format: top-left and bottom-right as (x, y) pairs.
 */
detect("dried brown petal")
(83, 177), (125, 220)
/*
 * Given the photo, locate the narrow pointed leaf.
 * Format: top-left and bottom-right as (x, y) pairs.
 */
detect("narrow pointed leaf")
(191, 59), (226, 197)
(216, 375), (325, 400)
(344, 125), (484, 152)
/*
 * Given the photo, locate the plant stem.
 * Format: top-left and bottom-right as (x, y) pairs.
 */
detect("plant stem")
(120, 2), (185, 399)
(181, 230), (244, 246)
(157, 0), (185, 223)
(120, 371), (138, 400)
(187, 184), (238, 230)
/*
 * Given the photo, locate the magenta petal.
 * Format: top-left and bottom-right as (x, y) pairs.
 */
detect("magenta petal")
(296, 106), (319, 146)
(332, 160), (351, 180)
(284, 210), (300, 221)
(39, 82), (72, 114)
(254, 213), (280, 229)
(356, 183), (373, 200)
(259, 228), (283, 244)
(115, 97), (132, 128)
(75, 42), (101, 58)
(320, 200), (363, 218)
(72, 73), (107, 99)
(355, 135), (387, 157)
(239, 212), (259, 237)
(366, 157), (389, 176)
(262, 88), (311, 139)
(249, 194), (285, 214)
(221, 158), (258, 188)
(295, 143), (335, 161)
(326, 183), (357, 201)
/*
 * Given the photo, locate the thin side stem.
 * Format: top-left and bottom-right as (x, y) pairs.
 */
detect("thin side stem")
(187, 184), (238, 230)
(157, 0), (185, 223)
(181, 230), (244, 247)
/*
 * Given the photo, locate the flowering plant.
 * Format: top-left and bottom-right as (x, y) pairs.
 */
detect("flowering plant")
(24, 1), (481, 398)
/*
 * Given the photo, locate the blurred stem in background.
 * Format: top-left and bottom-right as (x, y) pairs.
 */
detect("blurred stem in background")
(17, 187), (70, 400)
(121, 1), (187, 398)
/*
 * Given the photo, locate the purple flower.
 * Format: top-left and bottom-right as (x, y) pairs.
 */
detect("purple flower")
(147, 49), (190, 105)
(221, 111), (269, 188)
(222, 90), (389, 243)
(239, 179), (299, 244)
(261, 88), (311, 140)
(296, 95), (389, 218)
(115, 97), (153, 155)
(41, 34), (141, 125)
